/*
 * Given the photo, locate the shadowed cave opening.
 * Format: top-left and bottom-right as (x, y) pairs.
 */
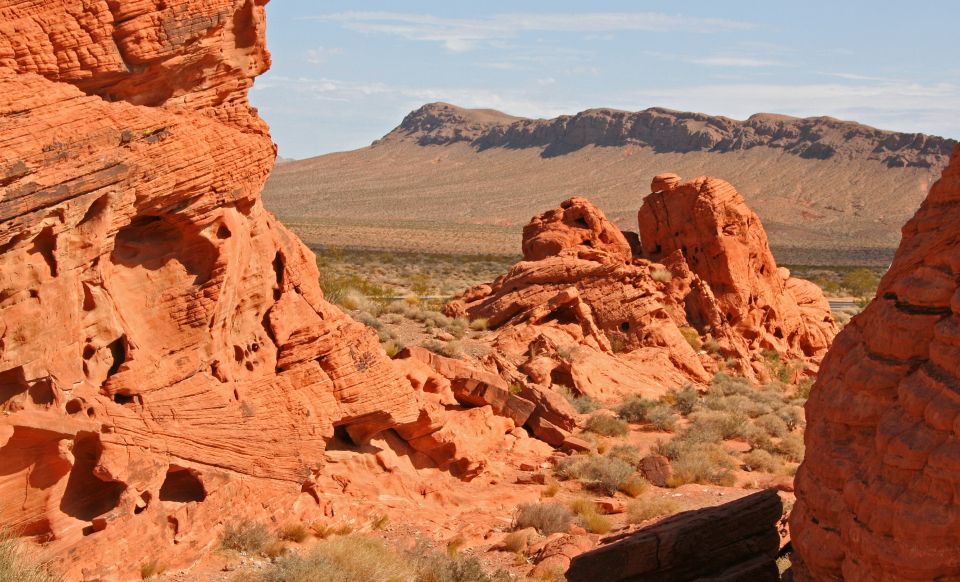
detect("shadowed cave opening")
(158, 465), (206, 503)
(59, 432), (126, 524)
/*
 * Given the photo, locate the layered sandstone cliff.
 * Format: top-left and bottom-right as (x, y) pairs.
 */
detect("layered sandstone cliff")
(0, 2), (429, 578)
(792, 146), (960, 580)
(446, 175), (836, 413)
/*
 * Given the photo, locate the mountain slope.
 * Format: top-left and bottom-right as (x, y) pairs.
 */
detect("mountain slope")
(263, 103), (956, 264)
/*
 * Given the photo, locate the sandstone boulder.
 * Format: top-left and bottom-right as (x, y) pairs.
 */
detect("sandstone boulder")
(791, 145), (960, 581)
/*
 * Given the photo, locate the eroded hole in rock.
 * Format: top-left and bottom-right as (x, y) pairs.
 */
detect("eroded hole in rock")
(619, 321), (631, 332)
(60, 432), (126, 522)
(28, 226), (58, 277)
(216, 224), (231, 239)
(66, 398), (84, 414)
(82, 344), (96, 360)
(331, 425), (358, 448)
(158, 466), (206, 503)
(106, 335), (126, 377)
(27, 379), (54, 406)
(134, 491), (152, 515)
(0, 367), (29, 409)
(574, 216), (589, 228)
(543, 305), (579, 326)
(111, 214), (217, 286)
(113, 393), (135, 405)
(79, 194), (110, 227)
(550, 368), (575, 389)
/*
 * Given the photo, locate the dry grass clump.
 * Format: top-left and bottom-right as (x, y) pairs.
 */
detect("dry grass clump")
(556, 386), (602, 414)
(256, 535), (414, 582)
(554, 455), (634, 495)
(650, 268), (673, 282)
(584, 413), (628, 437)
(618, 474), (650, 498)
(0, 530), (58, 582)
(678, 326), (702, 351)
(655, 438), (738, 487)
(626, 496), (681, 524)
(775, 433), (805, 463)
(221, 520), (271, 553)
(541, 479), (561, 498)
(502, 531), (530, 553)
(741, 449), (782, 473)
(262, 540), (289, 559)
(512, 502), (574, 535)
(469, 317), (489, 331)
(140, 560), (165, 580)
(568, 499), (612, 534)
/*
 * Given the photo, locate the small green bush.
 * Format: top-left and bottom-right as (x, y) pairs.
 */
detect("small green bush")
(512, 503), (573, 535)
(585, 413), (629, 437)
(667, 385), (700, 416)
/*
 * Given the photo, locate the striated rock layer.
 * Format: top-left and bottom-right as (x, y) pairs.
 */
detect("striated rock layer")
(792, 146), (960, 581)
(446, 175), (836, 410)
(0, 1), (431, 579)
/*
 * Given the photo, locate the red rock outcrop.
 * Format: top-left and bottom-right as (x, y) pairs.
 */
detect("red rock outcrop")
(446, 177), (836, 401)
(792, 146), (960, 580)
(0, 2), (432, 579)
(567, 489), (783, 581)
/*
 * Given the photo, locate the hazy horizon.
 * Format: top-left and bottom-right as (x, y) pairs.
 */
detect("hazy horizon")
(252, 1), (960, 160)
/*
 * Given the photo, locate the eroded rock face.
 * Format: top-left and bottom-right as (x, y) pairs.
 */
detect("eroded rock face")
(0, 2), (422, 578)
(792, 146), (960, 581)
(446, 176), (836, 401)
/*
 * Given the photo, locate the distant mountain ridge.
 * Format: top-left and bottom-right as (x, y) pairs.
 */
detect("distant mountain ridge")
(263, 102), (957, 264)
(381, 102), (954, 167)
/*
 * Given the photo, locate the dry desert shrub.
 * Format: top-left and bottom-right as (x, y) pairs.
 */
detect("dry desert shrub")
(221, 520), (271, 553)
(626, 496), (681, 524)
(568, 499), (612, 535)
(257, 535), (413, 582)
(618, 474), (650, 498)
(0, 531), (59, 582)
(556, 386), (601, 414)
(605, 443), (642, 468)
(512, 502), (573, 535)
(139, 560), (165, 580)
(741, 449), (782, 473)
(754, 413), (789, 438)
(554, 455), (634, 496)
(664, 384), (700, 416)
(775, 433), (806, 463)
(584, 413), (628, 437)
(501, 531), (530, 553)
(277, 523), (309, 543)
(678, 326), (701, 351)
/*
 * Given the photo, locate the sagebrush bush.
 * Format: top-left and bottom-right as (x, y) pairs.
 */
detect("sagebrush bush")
(754, 413), (789, 438)
(513, 503), (573, 535)
(777, 405), (805, 431)
(646, 405), (678, 432)
(606, 443), (642, 468)
(616, 394), (657, 423)
(278, 523), (309, 543)
(554, 455), (634, 495)
(221, 521), (271, 553)
(667, 385), (700, 416)
(556, 386), (601, 414)
(741, 449), (781, 473)
(584, 413), (629, 437)
(626, 496), (681, 524)
(775, 433), (805, 463)
(0, 531), (58, 582)
(687, 409), (748, 440)
(656, 441), (738, 487)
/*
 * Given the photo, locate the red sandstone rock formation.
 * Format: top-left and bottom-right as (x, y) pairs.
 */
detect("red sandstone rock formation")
(566, 489), (783, 582)
(792, 145), (960, 581)
(446, 177), (836, 402)
(0, 2), (472, 579)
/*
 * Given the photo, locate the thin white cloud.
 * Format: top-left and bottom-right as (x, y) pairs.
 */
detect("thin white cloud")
(305, 47), (344, 65)
(818, 71), (905, 83)
(304, 12), (754, 52)
(688, 56), (784, 68)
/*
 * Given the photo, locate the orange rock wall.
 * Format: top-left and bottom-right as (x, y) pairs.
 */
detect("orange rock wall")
(0, 1), (419, 578)
(792, 146), (960, 580)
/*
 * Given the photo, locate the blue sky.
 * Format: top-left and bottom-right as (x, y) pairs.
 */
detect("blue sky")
(251, 1), (960, 159)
